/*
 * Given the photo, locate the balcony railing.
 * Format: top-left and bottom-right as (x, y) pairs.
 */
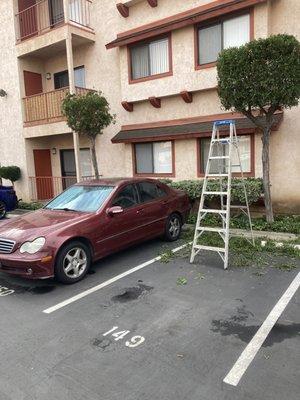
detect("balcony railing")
(29, 175), (95, 201)
(15, 0), (92, 42)
(23, 86), (93, 125)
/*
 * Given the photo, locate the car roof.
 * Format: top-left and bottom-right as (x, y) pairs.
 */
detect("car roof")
(77, 177), (163, 187)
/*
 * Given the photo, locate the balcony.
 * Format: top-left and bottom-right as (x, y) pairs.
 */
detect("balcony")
(23, 86), (92, 127)
(15, 0), (95, 57)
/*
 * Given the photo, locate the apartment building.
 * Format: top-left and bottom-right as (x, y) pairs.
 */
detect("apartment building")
(0, 0), (299, 212)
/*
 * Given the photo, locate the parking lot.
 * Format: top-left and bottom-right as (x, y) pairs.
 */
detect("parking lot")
(0, 234), (299, 400)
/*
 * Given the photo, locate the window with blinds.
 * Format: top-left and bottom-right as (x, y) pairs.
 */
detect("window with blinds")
(135, 141), (173, 175)
(198, 14), (250, 65)
(130, 37), (170, 80)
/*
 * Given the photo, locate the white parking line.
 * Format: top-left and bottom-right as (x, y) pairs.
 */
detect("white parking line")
(223, 271), (300, 387)
(43, 242), (191, 314)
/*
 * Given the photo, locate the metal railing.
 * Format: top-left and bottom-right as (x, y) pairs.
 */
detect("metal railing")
(15, 0), (92, 42)
(23, 86), (93, 125)
(29, 175), (95, 201)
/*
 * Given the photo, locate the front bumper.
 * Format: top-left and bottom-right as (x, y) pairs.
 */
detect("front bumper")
(0, 251), (54, 279)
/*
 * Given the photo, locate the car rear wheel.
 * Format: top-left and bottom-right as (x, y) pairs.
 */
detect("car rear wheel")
(164, 213), (182, 242)
(0, 201), (6, 219)
(55, 241), (91, 284)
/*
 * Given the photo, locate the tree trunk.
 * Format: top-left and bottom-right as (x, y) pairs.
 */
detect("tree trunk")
(261, 126), (274, 223)
(90, 136), (100, 179)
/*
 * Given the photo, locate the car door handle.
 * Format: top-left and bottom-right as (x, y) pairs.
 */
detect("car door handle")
(136, 208), (144, 214)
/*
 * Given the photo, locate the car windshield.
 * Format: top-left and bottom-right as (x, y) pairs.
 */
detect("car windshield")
(45, 185), (115, 212)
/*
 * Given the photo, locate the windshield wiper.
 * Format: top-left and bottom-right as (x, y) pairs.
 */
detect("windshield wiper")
(51, 208), (78, 212)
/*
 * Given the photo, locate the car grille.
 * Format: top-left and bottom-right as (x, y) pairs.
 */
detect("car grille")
(0, 238), (16, 254)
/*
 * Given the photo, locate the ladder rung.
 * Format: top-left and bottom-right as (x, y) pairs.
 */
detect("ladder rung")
(207, 174), (228, 177)
(199, 209), (227, 214)
(203, 191), (228, 195)
(197, 227), (226, 233)
(230, 205), (248, 209)
(209, 156), (230, 160)
(194, 245), (226, 253)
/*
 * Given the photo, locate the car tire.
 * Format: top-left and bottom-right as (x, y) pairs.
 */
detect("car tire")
(55, 241), (91, 284)
(0, 201), (6, 220)
(163, 213), (182, 242)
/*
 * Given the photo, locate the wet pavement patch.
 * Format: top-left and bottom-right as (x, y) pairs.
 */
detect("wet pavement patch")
(211, 305), (300, 346)
(0, 277), (56, 295)
(111, 284), (153, 303)
(92, 337), (112, 350)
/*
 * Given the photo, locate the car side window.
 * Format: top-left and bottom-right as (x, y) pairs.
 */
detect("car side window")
(138, 182), (167, 203)
(112, 185), (138, 209)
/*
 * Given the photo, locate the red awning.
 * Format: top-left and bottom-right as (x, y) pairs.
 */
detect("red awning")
(106, 0), (266, 49)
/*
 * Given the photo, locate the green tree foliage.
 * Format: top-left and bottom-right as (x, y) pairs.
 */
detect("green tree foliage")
(62, 91), (115, 179)
(0, 166), (21, 186)
(217, 34), (300, 222)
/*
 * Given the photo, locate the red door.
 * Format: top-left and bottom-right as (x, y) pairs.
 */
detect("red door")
(33, 150), (54, 201)
(18, 0), (38, 40)
(24, 71), (43, 97)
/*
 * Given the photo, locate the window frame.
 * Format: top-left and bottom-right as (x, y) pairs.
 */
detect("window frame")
(194, 9), (254, 70)
(128, 33), (173, 84)
(197, 131), (255, 177)
(110, 183), (140, 210)
(136, 181), (168, 205)
(132, 140), (175, 177)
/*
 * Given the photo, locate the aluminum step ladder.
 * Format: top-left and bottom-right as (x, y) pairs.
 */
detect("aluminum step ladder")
(190, 120), (254, 269)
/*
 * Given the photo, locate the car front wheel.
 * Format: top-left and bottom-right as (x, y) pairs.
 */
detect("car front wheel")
(164, 213), (182, 242)
(0, 201), (6, 219)
(55, 241), (91, 284)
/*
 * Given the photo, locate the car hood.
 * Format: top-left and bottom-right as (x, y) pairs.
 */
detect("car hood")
(0, 209), (91, 243)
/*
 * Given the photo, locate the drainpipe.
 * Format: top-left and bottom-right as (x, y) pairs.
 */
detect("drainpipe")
(65, 0), (81, 183)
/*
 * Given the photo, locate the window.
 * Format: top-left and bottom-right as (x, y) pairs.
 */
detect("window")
(130, 37), (170, 81)
(134, 141), (173, 175)
(112, 185), (139, 209)
(197, 14), (250, 66)
(138, 182), (166, 203)
(199, 135), (252, 174)
(54, 66), (86, 89)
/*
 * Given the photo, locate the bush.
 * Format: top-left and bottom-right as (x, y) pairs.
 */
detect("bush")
(18, 201), (43, 211)
(163, 178), (263, 205)
(0, 166), (21, 185)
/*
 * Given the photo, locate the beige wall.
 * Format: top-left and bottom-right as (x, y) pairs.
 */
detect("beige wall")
(1, 0), (299, 212)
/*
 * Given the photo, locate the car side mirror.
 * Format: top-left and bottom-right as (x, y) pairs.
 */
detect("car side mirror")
(106, 206), (124, 216)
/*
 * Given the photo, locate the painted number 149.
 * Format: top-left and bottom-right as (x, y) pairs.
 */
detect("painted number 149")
(103, 326), (145, 348)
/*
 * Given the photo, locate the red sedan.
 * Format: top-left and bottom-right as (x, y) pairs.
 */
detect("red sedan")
(0, 178), (190, 283)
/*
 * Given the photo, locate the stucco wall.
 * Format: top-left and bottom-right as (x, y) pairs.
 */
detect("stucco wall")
(0, 0), (30, 200)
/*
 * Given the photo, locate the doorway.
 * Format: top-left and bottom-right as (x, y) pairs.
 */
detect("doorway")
(60, 148), (92, 189)
(24, 71), (43, 96)
(18, 0), (37, 40)
(33, 149), (54, 200)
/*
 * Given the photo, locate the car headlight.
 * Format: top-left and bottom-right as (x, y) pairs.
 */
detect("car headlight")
(20, 237), (46, 254)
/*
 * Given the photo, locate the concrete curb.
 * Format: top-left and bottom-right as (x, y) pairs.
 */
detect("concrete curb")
(183, 224), (298, 242)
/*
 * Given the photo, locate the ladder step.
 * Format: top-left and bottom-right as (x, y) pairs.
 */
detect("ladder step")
(207, 174), (228, 177)
(199, 209), (227, 214)
(203, 191), (228, 195)
(194, 245), (226, 253)
(230, 205), (248, 209)
(197, 227), (226, 233)
(209, 156), (230, 160)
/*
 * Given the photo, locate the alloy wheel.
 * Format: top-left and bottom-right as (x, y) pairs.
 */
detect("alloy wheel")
(63, 247), (88, 279)
(0, 202), (6, 219)
(169, 216), (181, 238)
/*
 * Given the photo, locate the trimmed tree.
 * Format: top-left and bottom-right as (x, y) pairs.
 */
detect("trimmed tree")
(217, 34), (300, 222)
(0, 166), (21, 186)
(62, 91), (115, 179)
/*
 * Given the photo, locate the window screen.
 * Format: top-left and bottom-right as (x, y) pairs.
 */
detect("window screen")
(200, 136), (251, 173)
(198, 13), (250, 65)
(135, 142), (172, 174)
(131, 37), (169, 80)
